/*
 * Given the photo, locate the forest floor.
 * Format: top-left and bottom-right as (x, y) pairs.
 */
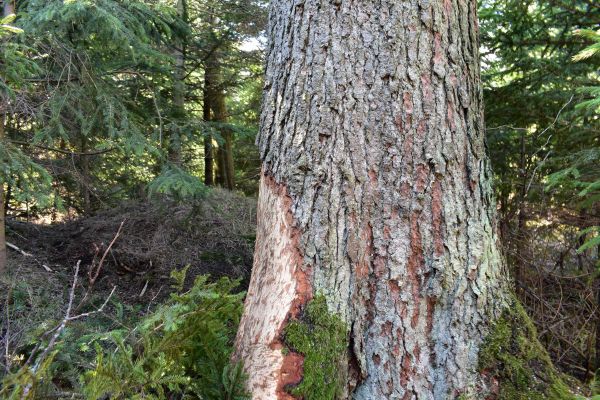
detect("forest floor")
(0, 189), (257, 388)
(4, 189), (257, 306)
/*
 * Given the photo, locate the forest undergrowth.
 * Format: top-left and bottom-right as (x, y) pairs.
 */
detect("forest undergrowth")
(0, 190), (255, 399)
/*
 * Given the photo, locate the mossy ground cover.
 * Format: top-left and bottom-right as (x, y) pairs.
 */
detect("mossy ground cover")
(478, 296), (577, 400)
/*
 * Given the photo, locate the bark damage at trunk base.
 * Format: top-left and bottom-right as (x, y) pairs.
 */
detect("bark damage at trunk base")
(234, 172), (313, 400)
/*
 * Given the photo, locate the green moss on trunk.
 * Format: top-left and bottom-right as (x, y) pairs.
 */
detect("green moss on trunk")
(478, 296), (576, 399)
(283, 295), (348, 400)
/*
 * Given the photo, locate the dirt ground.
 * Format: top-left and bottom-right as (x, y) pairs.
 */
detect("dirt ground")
(4, 189), (257, 306)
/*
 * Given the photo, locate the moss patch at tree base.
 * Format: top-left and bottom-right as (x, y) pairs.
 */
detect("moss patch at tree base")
(283, 295), (348, 400)
(477, 296), (576, 400)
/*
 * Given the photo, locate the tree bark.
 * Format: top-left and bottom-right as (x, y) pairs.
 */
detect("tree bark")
(3, 0), (14, 15)
(205, 49), (235, 190)
(0, 115), (6, 274)
(235, 1), (508, 399)
(78, 136), (92, 214)
(0, 0), (14, 274)
(203, 71), (214, 186)
(213, 89), (235, 190)
(169, 0), (187, 165)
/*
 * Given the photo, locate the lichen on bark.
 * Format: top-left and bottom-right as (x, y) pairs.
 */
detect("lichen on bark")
(283, 295), (348, 400)
(476, 296), (576, 400)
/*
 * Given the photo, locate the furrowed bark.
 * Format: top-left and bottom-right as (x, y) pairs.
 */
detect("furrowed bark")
(236, 0), (509, 398)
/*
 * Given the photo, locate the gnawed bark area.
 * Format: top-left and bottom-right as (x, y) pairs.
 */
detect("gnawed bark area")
(236, 0), (512, 398)
(234, 172), (312, 400)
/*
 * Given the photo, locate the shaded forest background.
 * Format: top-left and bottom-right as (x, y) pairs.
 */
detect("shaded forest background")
(0, 0), (599, 398)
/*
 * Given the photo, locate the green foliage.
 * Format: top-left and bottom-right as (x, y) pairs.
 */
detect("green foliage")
(0, 271), (248, 400)
(148, 165), (209, 201)
(0, 0), (268, 218)
(544, 27), (600, 261)
(480, 0), (599, 208)
(575, 226), (600, 254)
(283, 295), (348, 400)
(0, 14), (38, 97)
(82, 273), (248, 400)
(574, 28), (600, 111)
(479, 297), (575, 400)
(0, 141), (53, 209)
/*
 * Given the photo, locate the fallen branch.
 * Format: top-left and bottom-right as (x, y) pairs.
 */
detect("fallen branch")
(6, 242), (53, 272)
(20, 261), (116, 399)
(76, 221), (124, 312)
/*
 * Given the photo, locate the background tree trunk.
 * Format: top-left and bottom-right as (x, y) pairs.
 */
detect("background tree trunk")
(3, 0), (14, 15)
(0, 0), (14, 274)
(0, 115), (6, 274)
(169, 0), (187, 165)
(203, 71), (214, 186)
(235, 1), (508, 399)
(213, 90), (234, 190)
(205, 52), (234, 190)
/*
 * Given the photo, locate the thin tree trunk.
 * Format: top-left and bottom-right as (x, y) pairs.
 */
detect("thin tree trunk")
(0, 115), (6, 274)
(213, 89), (234, 190)
(76, 135), (92, 214)
(203, 72), (214, 186)
(169, 0), (187, 165)
(514, 130), (528, 288)
(3, 0), (14, 15)
(203, 9), (234, 190)
(235, 1), (508, 398)
(0, 0), (14, 274)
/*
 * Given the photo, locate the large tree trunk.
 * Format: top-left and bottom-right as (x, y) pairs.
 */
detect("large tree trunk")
(235, 1), (508, 399)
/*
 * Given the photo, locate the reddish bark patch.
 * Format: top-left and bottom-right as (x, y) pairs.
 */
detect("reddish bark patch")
(394, 113), (404, 131)
(369, 169), (378, 186)
(432, 179), (444, 256)
(408, 211), (425, 328)
(388, 280), (401, 300)
(417, 119), (427, 140)
(415, 163), (430, 194)
(447, 100), (456, 132)
(444, 0), (452, 17)
(420, 73), (434, 108)
(403, 92), (414, 115)
(278, 353), (305, 396)
(433, 33), (443, 65)
(400, 355), (413, 386)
